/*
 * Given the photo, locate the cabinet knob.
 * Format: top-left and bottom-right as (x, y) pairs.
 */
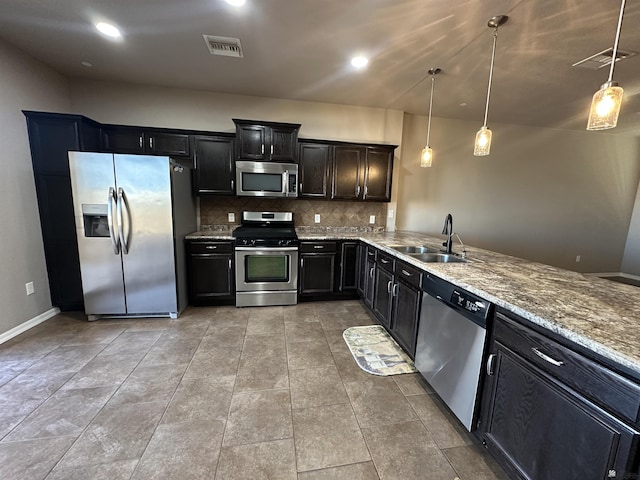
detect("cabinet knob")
(149, 137), (154, 149)
(139, 136), (143, 148)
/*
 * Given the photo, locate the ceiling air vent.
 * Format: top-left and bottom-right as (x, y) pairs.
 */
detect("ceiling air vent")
(202, 35), (243, 58)
(572, 47), (636, 70)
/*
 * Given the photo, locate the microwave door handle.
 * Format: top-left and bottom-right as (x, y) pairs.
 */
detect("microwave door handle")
(283, 171), (289, 195)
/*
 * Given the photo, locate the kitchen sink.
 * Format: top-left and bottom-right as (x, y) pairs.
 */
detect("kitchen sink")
(390, 245), (439, 254)
(411, 253), (468, 263)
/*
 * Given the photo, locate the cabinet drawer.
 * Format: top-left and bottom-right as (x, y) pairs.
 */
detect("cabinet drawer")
(188, 241), (234, 255)
(495, 311), (640, 425)
(300, 241), (337, 253)
(366, 246), (377, 262)
(377, 251), (395, 272)
(394, 261), (423, 288)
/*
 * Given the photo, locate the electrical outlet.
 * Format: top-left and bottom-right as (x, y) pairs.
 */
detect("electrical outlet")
(387, 209), (394, 219)
(369, 215), (376, 224)
(576, 255), (581, 262)
(228, 212), (235, 223)
(25, 282), (34, 295)
(314, 214), (321, 223)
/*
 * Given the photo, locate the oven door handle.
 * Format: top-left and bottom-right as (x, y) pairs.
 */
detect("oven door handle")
(235, 246), (299, 252)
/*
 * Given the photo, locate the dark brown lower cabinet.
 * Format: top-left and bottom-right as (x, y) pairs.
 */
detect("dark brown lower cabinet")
(338, 242), (358, 293)
(479, 311), (640, 480)
(299, 242), (337, 296)
(389, 261), (422, 359)
(372, 256), (393, 329)
(186, 240), (234, 305)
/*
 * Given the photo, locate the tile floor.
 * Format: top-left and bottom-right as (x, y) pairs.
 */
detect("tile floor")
(0, 300), (509, 480)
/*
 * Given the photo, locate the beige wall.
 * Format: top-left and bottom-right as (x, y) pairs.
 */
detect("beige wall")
(0, 39), (71, 336)
(68, 79), (404, 145)
(623, 182), (640, 274)
(397, 113), (640, 273)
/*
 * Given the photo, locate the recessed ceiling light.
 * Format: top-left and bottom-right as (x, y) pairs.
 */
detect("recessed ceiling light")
(351, 56), (369, 69)
(225, 0), (246, 6)
(95, 22), (121, 39)
(81, 61), (93, 68)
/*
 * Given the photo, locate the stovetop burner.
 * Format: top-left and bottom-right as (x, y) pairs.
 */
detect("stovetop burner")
(233, 211), (298, 247)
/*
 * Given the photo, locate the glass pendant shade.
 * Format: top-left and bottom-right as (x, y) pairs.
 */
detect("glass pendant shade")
(420, 146), (433, 167)
(474, 126), (492, 156)
(586, 82), (624, 130)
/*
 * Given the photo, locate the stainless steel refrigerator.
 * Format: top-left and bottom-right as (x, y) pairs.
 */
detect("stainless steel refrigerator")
(68, 152), (196, 320)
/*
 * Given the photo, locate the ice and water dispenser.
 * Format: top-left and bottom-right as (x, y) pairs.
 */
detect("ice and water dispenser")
(81, 204), (110, 237)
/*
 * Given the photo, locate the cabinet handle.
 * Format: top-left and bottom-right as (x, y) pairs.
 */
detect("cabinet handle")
(301, 258), (304, 267)
(205, 246), (217, 250)
(369, 267), (374, 278)
(387, 280), (392, 293)
(401, 269), (413, 277)
(228, 258), (232, 269)
(149, 137), (154, 149)
(356, 185), (360, 196)
(231, 179), (235, 190)
(364, 185), (368, 198)
(261, 144), (265, 155)
(271, 144), (274, 155)
(313, 245), (324, 249)
(380, 258), (389, 264)
(299, 182), (303, 192)
(194, 151), (197, 169)
(486, 353), (496, 376)
(532, 347), (564, 366)
(139, 136), (143, 148)
(392, 283), (398, 297)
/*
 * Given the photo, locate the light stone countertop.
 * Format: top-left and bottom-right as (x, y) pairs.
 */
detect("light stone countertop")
(186, 229), (640, 378)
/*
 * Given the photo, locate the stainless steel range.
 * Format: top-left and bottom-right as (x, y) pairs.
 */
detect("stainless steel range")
(233, 211), (299, 307)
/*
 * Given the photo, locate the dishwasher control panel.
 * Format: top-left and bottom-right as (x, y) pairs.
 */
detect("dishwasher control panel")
(451, 290), (489, 318)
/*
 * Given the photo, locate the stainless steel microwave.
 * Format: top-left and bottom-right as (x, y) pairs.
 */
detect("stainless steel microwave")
(235, 161), (298, 198)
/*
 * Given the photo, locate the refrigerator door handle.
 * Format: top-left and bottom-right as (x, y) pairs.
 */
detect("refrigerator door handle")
(117, 187), (131, 254)
(107, 187), (120, 254)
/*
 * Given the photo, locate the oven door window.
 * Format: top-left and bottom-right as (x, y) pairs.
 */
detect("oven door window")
(245, 255), (289, 282)
(242, 172), (283, 193)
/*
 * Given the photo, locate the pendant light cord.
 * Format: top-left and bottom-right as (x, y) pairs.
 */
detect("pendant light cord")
(607, 0), (626, 83)
(482, 28), (499, 127)
(426, 74), (435, 145)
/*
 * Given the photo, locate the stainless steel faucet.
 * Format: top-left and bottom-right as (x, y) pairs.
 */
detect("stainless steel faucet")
(442, 213), (453, 254)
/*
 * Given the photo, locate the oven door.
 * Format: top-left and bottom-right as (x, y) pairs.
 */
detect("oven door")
(235, 247), (298, 293)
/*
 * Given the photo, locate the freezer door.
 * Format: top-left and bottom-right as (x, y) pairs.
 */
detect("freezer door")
(68, 152), (126, 315)
(114, 155), (177, 314)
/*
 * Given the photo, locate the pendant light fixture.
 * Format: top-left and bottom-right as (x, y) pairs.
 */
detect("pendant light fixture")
(586, 0), (626, 130)
(474, 15), (508, 157)
(421, 67), (441, 168)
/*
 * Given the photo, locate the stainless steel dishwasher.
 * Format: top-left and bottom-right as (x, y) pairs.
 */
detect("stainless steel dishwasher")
(415, 272), (492, 431)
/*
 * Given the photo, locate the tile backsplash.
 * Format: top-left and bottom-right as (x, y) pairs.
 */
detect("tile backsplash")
(199, 197), (387, 232)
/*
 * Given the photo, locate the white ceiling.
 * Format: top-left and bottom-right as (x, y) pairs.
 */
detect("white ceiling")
(1, 0), (639, 134)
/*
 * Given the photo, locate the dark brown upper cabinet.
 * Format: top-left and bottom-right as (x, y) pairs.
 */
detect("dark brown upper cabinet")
(102, 125), (190, 157)
(298, 142), (332, 199)
(192, 134), (235, 195)
(233, 119), (300, 162)
(330, 143), (396, 202)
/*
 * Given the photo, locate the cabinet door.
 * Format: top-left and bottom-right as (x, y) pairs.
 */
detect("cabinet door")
(188, 254), (233, 301)
(332, 146), (364, 200)
(363, 147), (393, 201)
(480, 343), (640, 480)
(236, 124), (268, 160)
(270, 126), (298, 162)
(356, 243), (366, 297)
(391, 280), (421, 358)
(338, 242), (358, 292)
(26, 114), (83, 175)
(299, 142), (331, 198)
(193, 135), (235, 195)
(102, 126), (145, 154)
(373, 267), (393, 328)
(363, 251), (376, 308)
(148, 132), (190, 157)
(300, 254), (336, 294)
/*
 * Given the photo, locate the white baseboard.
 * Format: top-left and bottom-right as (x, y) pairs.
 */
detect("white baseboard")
(0, 307), (60, 345)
